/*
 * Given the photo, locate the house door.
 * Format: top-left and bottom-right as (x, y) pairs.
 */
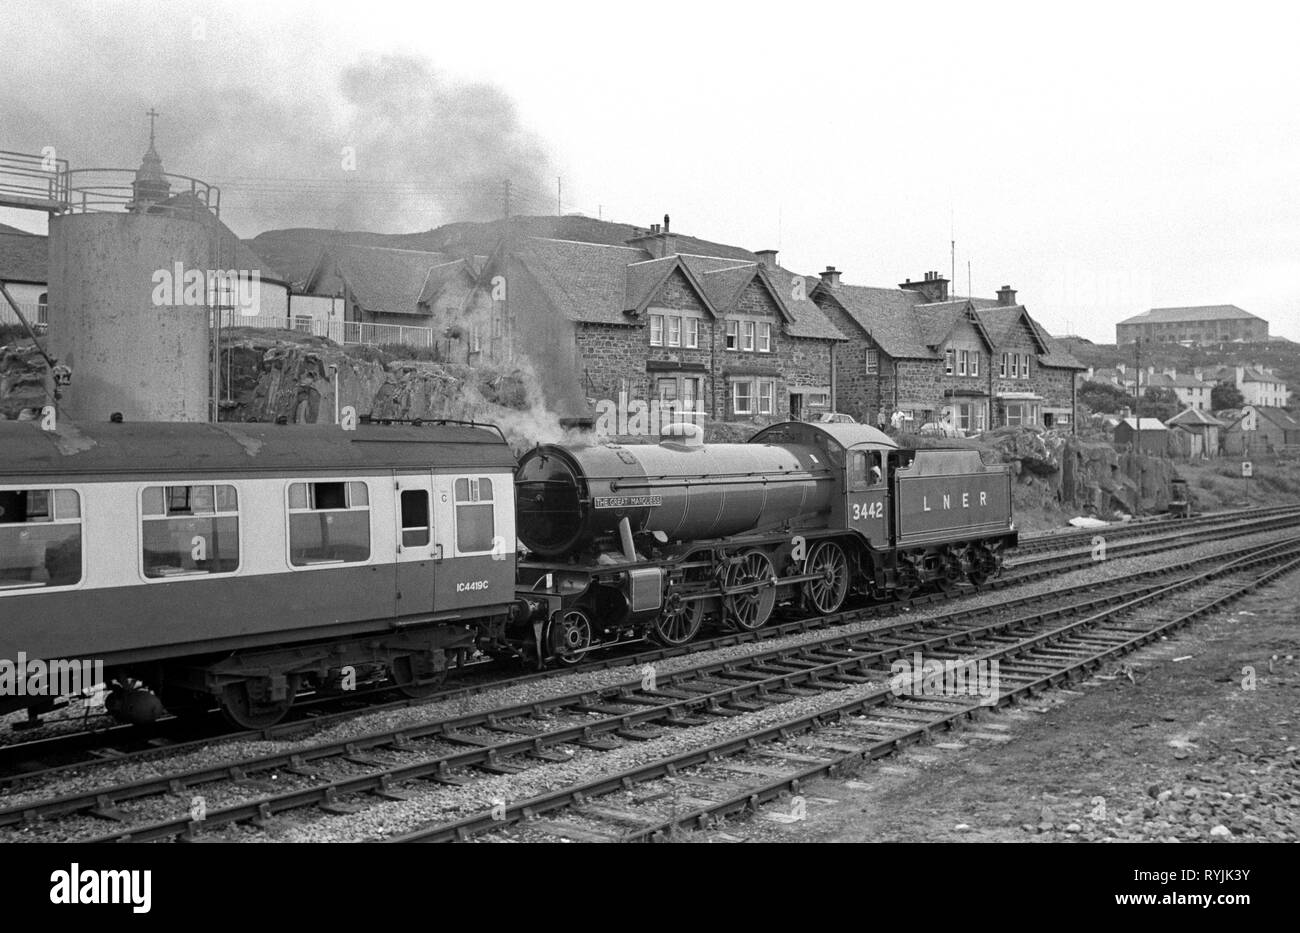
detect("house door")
(790, 393), (803, 421)
(394, 474), (436, 616)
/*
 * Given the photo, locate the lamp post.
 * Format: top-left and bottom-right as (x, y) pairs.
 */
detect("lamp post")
(1134, 337), (1143, 494)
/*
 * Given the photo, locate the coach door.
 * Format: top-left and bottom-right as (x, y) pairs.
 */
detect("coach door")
(846, 448), (888, 546)
(394, 474), (437, 615)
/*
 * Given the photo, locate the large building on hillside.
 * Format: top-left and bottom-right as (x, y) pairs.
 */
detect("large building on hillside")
(1116, 305), (1268, 346)
(811, 272), (1084, 432)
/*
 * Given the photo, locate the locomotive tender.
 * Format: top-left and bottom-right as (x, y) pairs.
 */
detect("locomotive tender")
(514, 420), (1016, 661)
(0, 417), (1015, 728)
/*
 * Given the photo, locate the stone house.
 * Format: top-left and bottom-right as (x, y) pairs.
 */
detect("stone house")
(811, 272), (1084, 432)
(423, 224), (848, 425)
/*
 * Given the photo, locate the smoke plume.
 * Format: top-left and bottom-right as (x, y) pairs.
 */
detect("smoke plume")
(1, 6), (555, 235)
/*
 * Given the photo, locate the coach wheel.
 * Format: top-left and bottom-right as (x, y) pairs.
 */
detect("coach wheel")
(651, 591), (704, 646)
(219, 675), (299, 730)
(548, 609), (593, 665)
(723, 550), (777, 631)
(390, 654), (448, 699)
(968, 545), (998, 587)
(804, 541), (850, 615)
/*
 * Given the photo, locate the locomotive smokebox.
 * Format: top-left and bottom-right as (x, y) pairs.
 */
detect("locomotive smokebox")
(515, 432), (837, 558)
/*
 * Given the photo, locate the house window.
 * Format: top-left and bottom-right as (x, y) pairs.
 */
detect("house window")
(1005, 403), (1024, 427)
(1010, 354), (1019, 378)
(807, 391), (830, 409)
(469, 327), (482, 353)
(742, 321), (756, 352)
(971, 352), (980, 377)
(945, 349), (955, 375)
(681, 377), (702, 411)
(0, 488), (82, 590)
(865, 349), (879, 375)
(454, 477), (496, 554)
(667, 315), (681, 347)
(758, 379), (775, 415)
(758, 322), (771, 353)
(726, 320), (739, 350)
(958, 350), (968, 376)
(287, 481), (370, 566)
(649, 314), (664, 346)
(1000, 353), (1007, 377)
(685, 318), (699, 349)
(732, 380), (753, 415)
(656, 377), (678, 400)
(141, 484), (240, 579)
(1021, 355), (1031, 378)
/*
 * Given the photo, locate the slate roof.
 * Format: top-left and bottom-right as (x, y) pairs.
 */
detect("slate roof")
(812, 283), (935, 358)
(1119, 305), (1263, 325)
(1166, 408), (1224, 427)
(1118, 417), (1168, 431)
(0, 231), (48, 284)
(1149, 372), (1209, 389)
(515, 238), (845, 340)
(1253, 406), (1300, 431)
(417, 257), (482, 306)
(329, 244), (453, 316)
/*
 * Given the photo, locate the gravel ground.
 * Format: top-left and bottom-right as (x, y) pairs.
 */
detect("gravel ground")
(2, 524), (1296, 842)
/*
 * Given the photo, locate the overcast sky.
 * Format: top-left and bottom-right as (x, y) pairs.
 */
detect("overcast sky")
(3, 0), (1297, 343)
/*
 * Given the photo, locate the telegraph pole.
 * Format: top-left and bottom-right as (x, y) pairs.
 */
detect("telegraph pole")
(1134, 336), (1143, 492)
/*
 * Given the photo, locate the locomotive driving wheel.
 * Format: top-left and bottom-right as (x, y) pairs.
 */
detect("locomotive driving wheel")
(723, 549), (777, 631)
(650, 590), (704, 646)
(803, 541), (850, 615)
(548, 608), (593, 665)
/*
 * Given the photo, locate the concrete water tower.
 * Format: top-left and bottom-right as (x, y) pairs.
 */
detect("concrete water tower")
(45, 113), (223, 422)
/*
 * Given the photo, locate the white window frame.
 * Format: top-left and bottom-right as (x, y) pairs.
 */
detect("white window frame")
(684, 317), (699, 349)
(732, 379), (754, 415)
(453, 475), (498, 557)
(742, 320), (756, 352)
(758, 322), (771, 353)
(1000, 352), (1008, 377)
(945, 349), (955, 375)
(0, 485), (85, 595)
(971, 351), (979, 377)
(667, 315), (681, 348)
(285, 479), (372, 571)
(1010, 354), (1019, 378)
(649, 314), (664, 347)
(958, 350), (968, 376)
(865, 349), (879, 375)
(140, 483), (243, 582)
(725, 320), (739, 350)
(758, 379), (775, 415)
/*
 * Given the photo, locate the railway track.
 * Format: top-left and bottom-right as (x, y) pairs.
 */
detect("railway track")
(5, 533), (1295, 843)
(4, 504), (1298, 785)
(392, 536), (1300, 843)
(1012, 503), (1300, 555)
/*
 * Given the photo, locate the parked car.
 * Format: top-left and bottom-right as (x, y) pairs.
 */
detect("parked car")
(815, 412), (857, 424)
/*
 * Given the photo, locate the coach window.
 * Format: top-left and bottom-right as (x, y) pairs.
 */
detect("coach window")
(401, 489), (430, 547)
(0, 488), (82, 590)
(454, 477), (496, 554)
(141, 484), (239, 579)
(287, 481), (371, 566)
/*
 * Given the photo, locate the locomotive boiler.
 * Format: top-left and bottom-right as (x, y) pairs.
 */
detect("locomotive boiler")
(507, 420), (1017, 665)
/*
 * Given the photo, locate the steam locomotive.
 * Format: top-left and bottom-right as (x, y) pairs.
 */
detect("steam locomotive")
(0, 418), (1014, 728)
(508, 420), (1015, 663)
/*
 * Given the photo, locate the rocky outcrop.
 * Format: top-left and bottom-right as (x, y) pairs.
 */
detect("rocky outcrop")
(0, 343), (51, 420)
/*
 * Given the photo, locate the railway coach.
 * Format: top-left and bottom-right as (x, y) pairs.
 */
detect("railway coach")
(512, 421), (1017, 663)
(0, 419), (516, 728)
